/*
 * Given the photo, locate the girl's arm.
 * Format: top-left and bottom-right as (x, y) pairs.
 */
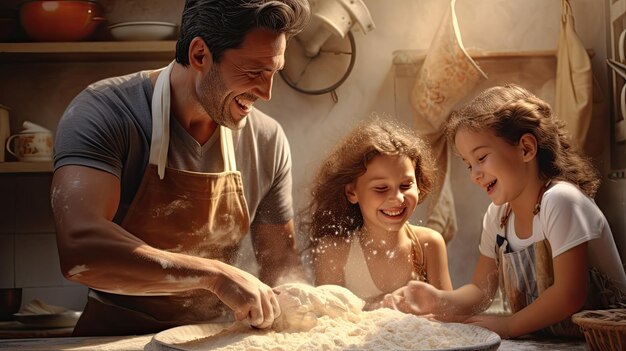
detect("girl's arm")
(383, 254), (498, 316)
(421, 228), (453, 291)
(312, 236), (348, 286)
(468, 243), (589, 338)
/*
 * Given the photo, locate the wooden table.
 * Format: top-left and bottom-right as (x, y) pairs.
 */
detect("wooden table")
(0, 321), (73, 339)
(0, 334), (588, 350)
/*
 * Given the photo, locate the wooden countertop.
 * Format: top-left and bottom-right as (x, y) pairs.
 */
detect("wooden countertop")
(0, 334), (588, 350)
(0, 321), (72, 339)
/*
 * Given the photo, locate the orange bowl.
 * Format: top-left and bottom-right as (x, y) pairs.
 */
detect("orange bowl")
(20, 0), (106, 42)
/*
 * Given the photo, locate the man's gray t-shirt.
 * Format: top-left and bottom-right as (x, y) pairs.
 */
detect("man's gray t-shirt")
(54, 70), (293, 227)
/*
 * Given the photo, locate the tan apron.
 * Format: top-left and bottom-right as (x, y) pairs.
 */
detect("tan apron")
(496, 182), (624, 338)
(73, 61), (251, 336)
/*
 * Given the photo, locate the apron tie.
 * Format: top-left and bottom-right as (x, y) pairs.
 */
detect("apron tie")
(150, 61), (175, 179)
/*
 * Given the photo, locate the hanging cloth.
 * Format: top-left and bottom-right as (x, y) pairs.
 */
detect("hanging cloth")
(582, 76), (608, 157)
(410, 0), (487, 242)
(555, 0), (593, 151)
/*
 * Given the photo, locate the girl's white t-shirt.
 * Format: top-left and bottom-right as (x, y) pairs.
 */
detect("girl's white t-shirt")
(479, 181), (626, 292)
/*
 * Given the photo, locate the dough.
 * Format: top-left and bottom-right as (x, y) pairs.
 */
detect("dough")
(272, 283), (365, 332)
(151, 284), (498, 350)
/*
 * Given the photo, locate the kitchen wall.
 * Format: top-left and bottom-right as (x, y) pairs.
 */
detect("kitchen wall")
(0, 0), (622, 311)
(256, 0), (623, 286)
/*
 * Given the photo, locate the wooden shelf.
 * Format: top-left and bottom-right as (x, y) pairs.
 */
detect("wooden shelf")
(0, 41), (176, 62)
(392, 48), (596, 65)
(0, 161), (53, 173)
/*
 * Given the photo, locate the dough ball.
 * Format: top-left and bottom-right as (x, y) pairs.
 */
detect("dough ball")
(272, 283), (364, 332)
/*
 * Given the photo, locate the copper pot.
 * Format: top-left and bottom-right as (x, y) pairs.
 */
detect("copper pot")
(20, 0), (106, 42)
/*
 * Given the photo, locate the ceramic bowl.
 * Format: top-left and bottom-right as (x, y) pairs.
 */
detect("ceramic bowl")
(13, 310), (82, 328)
(20, 0), (106, 42)
(108, 21), (177, 41)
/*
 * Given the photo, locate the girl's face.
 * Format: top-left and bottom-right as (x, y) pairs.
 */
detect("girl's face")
(345, 154), (419, 235)
(454, 128), (531, 206)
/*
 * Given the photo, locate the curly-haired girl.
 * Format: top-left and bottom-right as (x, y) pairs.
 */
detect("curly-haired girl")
(302, 116), (452, 309)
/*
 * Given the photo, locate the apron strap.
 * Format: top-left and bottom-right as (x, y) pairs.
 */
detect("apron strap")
(150, 61), (175, 179)
(407, 226), (427, 283)
(220, 126), (237, 172)
(149, 61), (238, 177)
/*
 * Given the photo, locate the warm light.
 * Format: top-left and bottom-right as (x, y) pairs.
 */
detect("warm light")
(42, 2), (60, 12)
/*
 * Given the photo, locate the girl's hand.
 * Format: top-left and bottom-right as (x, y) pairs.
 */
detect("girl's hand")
(464, 314), (512, 339)
(382, 280), (441, 315)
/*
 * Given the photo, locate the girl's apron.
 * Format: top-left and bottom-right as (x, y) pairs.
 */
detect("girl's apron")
(496, 181), (623, 338)
(73, 61), (251, 336)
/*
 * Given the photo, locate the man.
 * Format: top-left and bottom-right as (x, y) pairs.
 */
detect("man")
(51, 0), (310, 336)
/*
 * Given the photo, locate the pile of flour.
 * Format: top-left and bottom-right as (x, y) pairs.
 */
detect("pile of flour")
(169, 283), (488, 351)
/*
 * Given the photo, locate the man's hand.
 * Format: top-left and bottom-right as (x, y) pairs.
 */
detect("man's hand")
(211, 262), (281, 329)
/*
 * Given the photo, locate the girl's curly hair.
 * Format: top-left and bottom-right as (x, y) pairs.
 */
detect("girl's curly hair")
(300, 115), (436, 250)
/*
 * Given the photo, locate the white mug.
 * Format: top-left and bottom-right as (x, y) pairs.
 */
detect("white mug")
(6, 131), (53, 162)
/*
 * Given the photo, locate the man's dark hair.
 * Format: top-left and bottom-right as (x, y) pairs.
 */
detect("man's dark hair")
(175, 0), (310, 65)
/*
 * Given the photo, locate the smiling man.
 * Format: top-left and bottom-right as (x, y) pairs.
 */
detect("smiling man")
(51, 0), (310, 336)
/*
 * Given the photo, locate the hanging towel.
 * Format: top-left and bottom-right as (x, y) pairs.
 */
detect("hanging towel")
(555, 0), (593, 151)
(582, 76), (607, 157)
(410, 0), (487, 242)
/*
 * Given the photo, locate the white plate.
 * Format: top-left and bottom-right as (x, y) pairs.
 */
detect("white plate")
(13, 311), (81, 329)
(150, 321), (501, 351)
(108, 21), (177, 41)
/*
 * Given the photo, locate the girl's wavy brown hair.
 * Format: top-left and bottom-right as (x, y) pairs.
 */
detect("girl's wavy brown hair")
(300, 116), (436, 250)
(445, 83), (600, 197)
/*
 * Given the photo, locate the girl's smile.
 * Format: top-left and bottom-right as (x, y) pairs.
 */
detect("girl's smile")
(345, 154), (419, 235)
(454, 128), (529, 206)
(485, 179), (497, 195)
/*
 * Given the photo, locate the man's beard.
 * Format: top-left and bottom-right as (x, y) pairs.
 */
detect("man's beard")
(198, 65), (248, 130)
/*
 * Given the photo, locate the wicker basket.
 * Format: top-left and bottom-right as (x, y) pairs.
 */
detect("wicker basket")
(572, 309), (626, 351)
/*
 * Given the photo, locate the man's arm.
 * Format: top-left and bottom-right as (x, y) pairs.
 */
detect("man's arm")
(251, 220), (307, 286)
(52, 164), (280, 327)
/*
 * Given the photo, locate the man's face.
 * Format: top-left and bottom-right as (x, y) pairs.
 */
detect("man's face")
(198, 28), (286, 129)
